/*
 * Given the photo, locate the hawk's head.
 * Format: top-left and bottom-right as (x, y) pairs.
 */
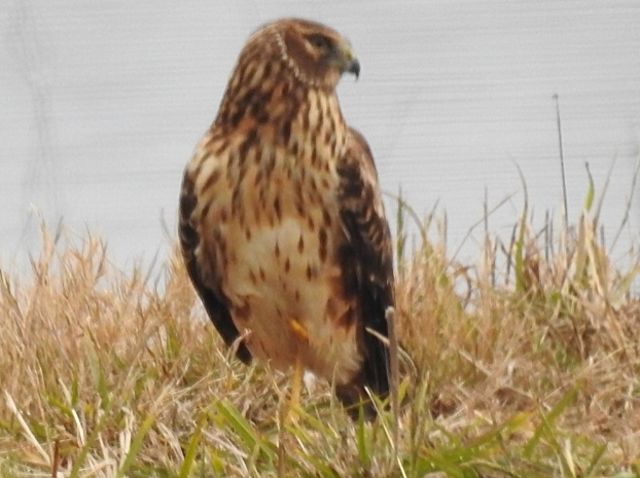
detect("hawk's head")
(254, 18), (360, 90)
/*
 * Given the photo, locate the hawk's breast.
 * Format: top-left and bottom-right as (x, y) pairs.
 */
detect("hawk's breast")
(192, 93), (361, 384)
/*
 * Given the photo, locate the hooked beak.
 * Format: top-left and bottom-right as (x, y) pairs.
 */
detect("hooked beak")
(335, 45), (360, 79)
(344, 57), (360, 79)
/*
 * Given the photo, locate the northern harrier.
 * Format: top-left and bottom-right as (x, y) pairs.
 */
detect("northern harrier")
(179, 18), (394, 415)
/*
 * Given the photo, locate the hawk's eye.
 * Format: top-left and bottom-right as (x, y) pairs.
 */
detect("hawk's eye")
(306, 34), (332, 51)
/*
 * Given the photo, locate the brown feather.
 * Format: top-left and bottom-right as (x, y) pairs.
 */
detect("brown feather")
(335, 127), (394, 415)
(179, 18), (393, 418)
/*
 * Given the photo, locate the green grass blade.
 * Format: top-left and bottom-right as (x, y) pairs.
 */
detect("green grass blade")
(178, 414), (207, 478)
(216, 400), (259, 451)
(356, 409), (370, 468)
(69, 408), (112, 478)
(524, 387), (577, 457)
(466, 412), (529, 449)
(583, 442), (607, 478)
(584, 163), (595, 212)
(116, 413), (156, 478)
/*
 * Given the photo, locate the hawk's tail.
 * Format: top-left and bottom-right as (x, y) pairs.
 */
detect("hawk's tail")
(336, 322), (391, 420)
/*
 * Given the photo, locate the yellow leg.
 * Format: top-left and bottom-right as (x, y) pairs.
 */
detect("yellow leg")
(289, 356), (303, 418)
(278, 356), (303, 477)
(285, 318), (308, 423)
(278, 355), (304, 428)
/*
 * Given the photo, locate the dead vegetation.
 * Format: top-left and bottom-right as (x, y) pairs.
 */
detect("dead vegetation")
(1, 185), (639, 476)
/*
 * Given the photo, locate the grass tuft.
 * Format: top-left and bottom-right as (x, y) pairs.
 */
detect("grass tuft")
(1, 188), (640, 476)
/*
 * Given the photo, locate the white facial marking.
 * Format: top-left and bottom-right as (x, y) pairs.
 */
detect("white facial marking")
(270, 25), (321, 88)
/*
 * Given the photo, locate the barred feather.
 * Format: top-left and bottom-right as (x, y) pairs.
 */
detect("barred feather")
(179, 18), (394, 417)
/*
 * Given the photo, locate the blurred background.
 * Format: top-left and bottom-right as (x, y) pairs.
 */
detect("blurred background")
(1, 0), (639, 275)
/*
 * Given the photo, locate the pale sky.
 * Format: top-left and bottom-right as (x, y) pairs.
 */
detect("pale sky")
(1, 1), (639, 273)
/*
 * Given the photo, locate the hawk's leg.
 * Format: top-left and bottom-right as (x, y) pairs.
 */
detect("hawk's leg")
(277, 355), (304, 474)
(284, 318), (309, 422)
(279, 354), (304, 428)
(289, 355), (303, 419)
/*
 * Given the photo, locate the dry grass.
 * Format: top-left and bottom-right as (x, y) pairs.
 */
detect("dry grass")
(1, 192), (640, 476)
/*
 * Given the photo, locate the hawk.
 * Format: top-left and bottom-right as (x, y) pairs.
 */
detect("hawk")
(179, 18), (394, 415)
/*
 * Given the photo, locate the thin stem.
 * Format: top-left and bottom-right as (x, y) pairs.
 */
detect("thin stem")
(553, 93), (569, 230)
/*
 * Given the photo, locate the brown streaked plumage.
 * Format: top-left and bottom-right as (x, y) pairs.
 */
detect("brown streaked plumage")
(179, 18), (394, 416)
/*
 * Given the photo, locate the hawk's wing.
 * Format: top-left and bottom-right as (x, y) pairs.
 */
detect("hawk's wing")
(179, 170), (252, 364)
(337, 127), (394, 399)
